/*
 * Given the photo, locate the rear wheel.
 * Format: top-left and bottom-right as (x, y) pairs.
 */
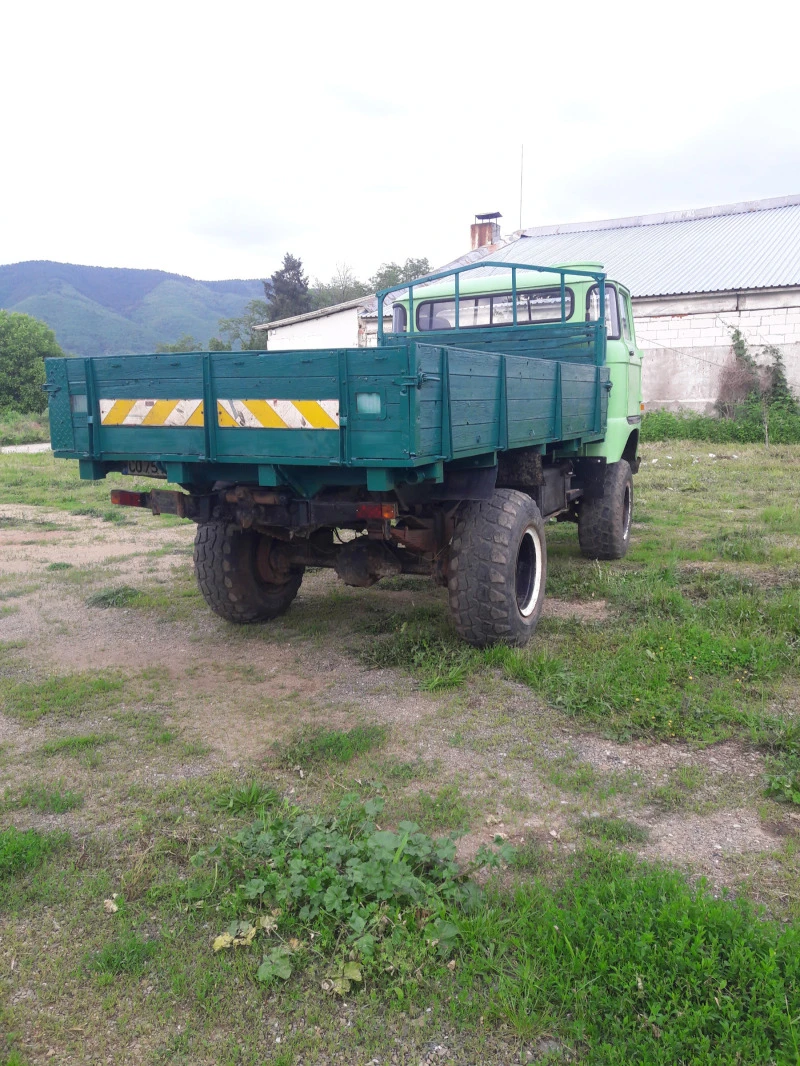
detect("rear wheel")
(447, 488), (547, 647)
(577, 459), (633, 560)
(194, 522), (303, 623)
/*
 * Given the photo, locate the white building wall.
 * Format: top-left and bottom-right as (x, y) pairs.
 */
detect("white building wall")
(633, 288), (800, 412)
(266, 307), (359, 350)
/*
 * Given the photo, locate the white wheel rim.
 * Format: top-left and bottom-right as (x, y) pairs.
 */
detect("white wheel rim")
(622, 485), (632, 540)
(516, 524), (543, 618)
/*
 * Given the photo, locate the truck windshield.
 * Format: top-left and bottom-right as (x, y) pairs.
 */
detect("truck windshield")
(414, 287), (573, 331)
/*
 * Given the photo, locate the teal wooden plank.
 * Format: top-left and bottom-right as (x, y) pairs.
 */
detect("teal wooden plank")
(216, 428), (339, 463)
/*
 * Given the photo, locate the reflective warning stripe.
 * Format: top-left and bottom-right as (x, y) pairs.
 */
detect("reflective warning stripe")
(99, 399), (204, 427)
(217, 399), (340, 429)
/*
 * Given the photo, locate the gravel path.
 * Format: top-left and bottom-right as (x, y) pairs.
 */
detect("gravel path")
(0, 441), (52, 454)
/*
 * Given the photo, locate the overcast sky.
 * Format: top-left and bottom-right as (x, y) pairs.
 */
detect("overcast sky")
(3, 0), (799, 284)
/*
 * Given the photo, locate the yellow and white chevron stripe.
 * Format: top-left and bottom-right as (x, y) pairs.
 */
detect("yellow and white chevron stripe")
(99, 399), (205, 427)
(217, 399), (340, 430)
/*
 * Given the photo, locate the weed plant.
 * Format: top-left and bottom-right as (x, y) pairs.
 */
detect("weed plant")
(191, 794), (508, 988)
(215, 782), (279, 814)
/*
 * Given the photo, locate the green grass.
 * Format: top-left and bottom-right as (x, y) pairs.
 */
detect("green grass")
(87, 932), (159, 976)
(453, 848), (800, 1061)
(45, 561), (73, 571)
(39, 732), (116, 757)
(85, 585), (142, 608)
(277, 724), (388, 766)
(3, 782), (83, 814)
(0, 672), (125, 722)
(712, 527), (769, 561)
(70, 506), (131, 524)
(580, 815), (650, 844)
(647, 765), (707, 810)
(112, 710), (177, 747)
(408, 784), (472, 832)
(0, 450), (184, 512)
(641, 406), (800, 444)
(0, 826), (69, 879)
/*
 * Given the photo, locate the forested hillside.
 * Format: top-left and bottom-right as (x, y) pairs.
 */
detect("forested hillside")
(0, 261), (263, 357)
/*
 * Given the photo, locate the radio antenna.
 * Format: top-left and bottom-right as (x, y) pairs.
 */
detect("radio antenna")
(519, 144), (524, 230)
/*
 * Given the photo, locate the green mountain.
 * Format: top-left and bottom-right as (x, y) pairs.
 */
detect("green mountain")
(0, 261), (264, 357)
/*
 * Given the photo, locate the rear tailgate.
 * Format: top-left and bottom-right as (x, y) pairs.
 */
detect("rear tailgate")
(45, 347), (419, 471)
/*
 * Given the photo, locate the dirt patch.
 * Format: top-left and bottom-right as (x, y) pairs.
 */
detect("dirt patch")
(571, 735), (764, 786)
(640, 808), (781, 880)
(0, 504), (194, 573)
(542, 597), (609, 622)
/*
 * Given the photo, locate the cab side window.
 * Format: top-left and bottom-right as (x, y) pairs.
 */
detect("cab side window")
(586, 284), (620, 340)
(618, 290), (633, 344)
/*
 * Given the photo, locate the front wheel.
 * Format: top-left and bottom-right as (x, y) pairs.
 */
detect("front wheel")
(447, 488), (547, 647)
(577, 459), (633, 560)
(194, 522), (303, 624)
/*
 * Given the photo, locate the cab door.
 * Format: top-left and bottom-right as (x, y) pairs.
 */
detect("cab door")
(618, 287), (642, 418)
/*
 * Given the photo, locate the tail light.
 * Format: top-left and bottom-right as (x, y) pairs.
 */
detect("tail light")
(110, 489), (149, 508)
(355, 502), (397, 520)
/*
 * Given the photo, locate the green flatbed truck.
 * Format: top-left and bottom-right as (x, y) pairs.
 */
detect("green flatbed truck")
(45, 261), (643, 647)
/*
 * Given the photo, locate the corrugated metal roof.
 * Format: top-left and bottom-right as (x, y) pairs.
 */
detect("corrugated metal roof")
(467, 196), (800, 297)
(252, 293), (373, 331)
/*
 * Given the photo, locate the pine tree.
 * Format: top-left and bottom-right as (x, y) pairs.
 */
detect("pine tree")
(264, 254), (313, 322)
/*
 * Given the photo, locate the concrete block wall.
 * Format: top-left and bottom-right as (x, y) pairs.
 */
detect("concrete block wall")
(633, 288), (800, 412)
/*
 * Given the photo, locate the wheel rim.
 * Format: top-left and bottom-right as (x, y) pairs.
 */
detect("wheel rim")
(622, 485), (632, 541)
(515, 524), (543, 618)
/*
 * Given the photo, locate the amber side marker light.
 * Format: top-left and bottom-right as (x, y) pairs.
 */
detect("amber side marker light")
(110, 489), (149, 508)
(355, 502), (398, 520)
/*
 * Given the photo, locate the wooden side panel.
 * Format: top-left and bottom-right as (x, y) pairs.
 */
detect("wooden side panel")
(561, 364), (600, 439)
(411, 322), (599, 363)
(505, 357), (558, 445)
(446, 348), (502, 457)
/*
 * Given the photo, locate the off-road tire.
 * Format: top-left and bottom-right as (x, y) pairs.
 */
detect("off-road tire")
(194, 522), (303, 623)
(447, 488), (547, 647)
(577, 459), (633, 560)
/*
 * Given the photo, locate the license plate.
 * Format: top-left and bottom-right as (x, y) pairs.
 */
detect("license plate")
(122, 461), (166, 478)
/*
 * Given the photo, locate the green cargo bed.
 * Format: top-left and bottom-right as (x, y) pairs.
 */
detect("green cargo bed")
(45, 321), (609, 496)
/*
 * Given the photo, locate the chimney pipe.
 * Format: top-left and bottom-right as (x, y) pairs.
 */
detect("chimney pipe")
(471, 211), (502, 249)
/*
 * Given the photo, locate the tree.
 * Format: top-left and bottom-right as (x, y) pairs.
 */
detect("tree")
(369, 257), (431, 292)
(155, 333), (204, 354)
(216, 299), (271, 350)
(264, 253), (313, 322)
(0, 311), (64, 412)
(310, 263), (370, 309)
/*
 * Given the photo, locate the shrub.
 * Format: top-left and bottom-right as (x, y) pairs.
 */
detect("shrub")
(641, 407), (800, 444)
